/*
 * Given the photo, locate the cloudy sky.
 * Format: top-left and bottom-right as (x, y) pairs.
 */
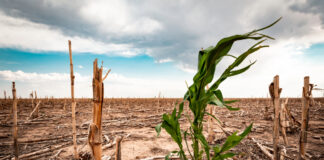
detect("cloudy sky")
(0, 0), (323, 98)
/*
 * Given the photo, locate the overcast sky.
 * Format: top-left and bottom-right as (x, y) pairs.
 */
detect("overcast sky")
(0, 0), (323, 98)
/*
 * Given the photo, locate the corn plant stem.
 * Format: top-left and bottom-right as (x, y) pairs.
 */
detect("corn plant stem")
(184, 134), (193, 160)
(157, 18), (280, 160)
(192, 122), (200, 159)
(184, 114), (194, 160)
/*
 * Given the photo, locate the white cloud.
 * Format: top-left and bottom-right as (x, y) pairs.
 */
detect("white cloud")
(154, 58), (173, 63)
(176, 63), (196, 74)
(217, 43), (324, 98)
(78, 65), (83, 69)
(0, 70), (188, 98)
(0, 0), (324, 98)
(80, 0), (163, 36)
(0, 70), (89, 82)
(0, 11), (136, 56)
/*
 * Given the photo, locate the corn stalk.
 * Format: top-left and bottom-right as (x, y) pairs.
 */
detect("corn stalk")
(89, 59), (111, 160)
(12, 82), (18, 160)
(156, 18), (281, 160)
(68, 40), (78, 159)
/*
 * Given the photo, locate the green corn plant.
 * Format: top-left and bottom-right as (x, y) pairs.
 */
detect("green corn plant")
(156, 18), (281, 160)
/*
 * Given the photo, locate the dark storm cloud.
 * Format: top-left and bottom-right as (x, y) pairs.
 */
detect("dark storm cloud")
(291, 0), (324, 26)
(0, 0), (98, 38)
(0, 0), (322, 72)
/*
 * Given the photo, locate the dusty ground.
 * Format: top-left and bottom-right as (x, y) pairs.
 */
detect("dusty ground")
(0, 98), (323, 160)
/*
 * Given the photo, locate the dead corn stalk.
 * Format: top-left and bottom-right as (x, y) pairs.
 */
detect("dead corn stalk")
(280, 98), (289, 145)
(34, 91), (38, 117)
(30, 91), (34, 109)
(69, 40), (78, 159)
(63, 99), (66, 111)
(27, 101), (41, 120)
(269, 75), (282, 160)
(115, 136), (123, 160)
(12, 82), (18, 160)
(88, 59), (111, 160)
(299, 76), (313, 160)
(207, 104), (214, 143)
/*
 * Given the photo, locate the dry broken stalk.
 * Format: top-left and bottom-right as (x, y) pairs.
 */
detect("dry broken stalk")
(68, 40), (78, 159)
(34, 90), (38, 117)
(280, 98), (289, 145)
(4, 90), (6, 100)
(12, 82), (18, 160)
(30, 91), (34, 109)
(207, 104), (214, 143)
(270, 75), (281, 160)
(299, 76), (312, 160)
(28, 101), (41, 120)
(63, 99), (66, 111)
(89, 59), (110, 160)
(115, 136), (123, 160)
(251, 138), (273, 160)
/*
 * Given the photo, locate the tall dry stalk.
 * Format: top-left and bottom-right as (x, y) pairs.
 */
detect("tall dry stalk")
(299, 76), (312, 160)
(68, 40), (78, 159)
(89, 59), (104, 159)
(269, 75), (281, 160)
(12, 82), (18, 160)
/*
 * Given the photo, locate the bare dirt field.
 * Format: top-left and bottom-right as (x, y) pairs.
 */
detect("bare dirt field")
(0, 98), (323, 160)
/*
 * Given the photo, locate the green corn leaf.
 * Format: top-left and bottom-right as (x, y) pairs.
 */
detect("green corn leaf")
(213, 145), (221, 155)
(184, 130), (194, 159)
(239, 123), (253, 138)
(213, 152), (236, 160)
(162, 114), (174, 128)
(221, 152), (235, 159)
(196, 133), (211, 160)
(224, 100), (239, 104)
(159, 18), (279, 160)
(171, 150), (178, 154)
(205, 112), (222, 125)
(161, 122), (176, 140)
(247, 17), (282, 35)
(228, 61), (256, 77)
(208, 39), (271, 92)
(226, 54), (237, 59)
(177, 102), (184, 119)
(220, 123), (253, 153)
(171, 107), (177, 119)
(224, 104), (240, 111)
(162, 121), (182, 147)
(213, 90), (224, 102)
(219, 132), (241, 153)
(155, 123), (162, 137)
(229, 40), (267, 69)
